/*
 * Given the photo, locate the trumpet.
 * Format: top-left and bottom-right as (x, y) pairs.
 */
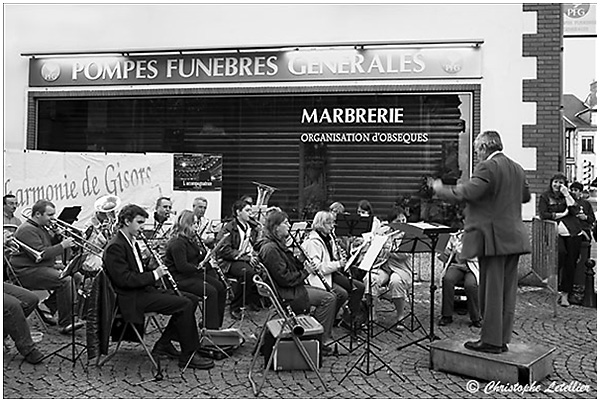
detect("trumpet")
(138, 232), (182, 297)
(289, 234), (332, 292)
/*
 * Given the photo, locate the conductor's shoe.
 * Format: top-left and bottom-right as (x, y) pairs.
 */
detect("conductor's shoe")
(178, 354), (215, 370)
(438, 316), (453, 326)
(464, 340), (503, 354)
(501, 344), (509, 353)
(469, 320), (482, 328)
(152, 341), (180, 359)
(58, 319), (85, 335)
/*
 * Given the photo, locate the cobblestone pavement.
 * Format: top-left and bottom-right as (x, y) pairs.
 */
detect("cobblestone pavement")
(3, 283), (597, 399)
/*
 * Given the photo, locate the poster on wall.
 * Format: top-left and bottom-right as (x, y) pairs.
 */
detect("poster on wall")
(563, 3), (596, 36)
(3, 150), (222, 229)
(173, 153), (222, 191)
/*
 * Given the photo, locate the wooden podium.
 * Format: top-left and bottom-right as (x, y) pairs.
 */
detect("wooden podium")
(430, 339), (555, 384)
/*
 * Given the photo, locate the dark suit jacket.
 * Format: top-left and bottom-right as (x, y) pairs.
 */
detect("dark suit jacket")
(103, 231), (159, 324)
(215, 218), (258, 272)
(436, 152), (531, 259)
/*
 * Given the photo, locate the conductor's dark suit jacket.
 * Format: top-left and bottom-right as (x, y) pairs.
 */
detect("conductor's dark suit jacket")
(103, 231), (160, 324)
(436, 152), (531, 258)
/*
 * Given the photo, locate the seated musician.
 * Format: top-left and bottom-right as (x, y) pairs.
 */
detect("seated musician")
(328, 201), (345, 218)
(164, 210), (226, 330)
(143, 196), (174, 258)
(362, 209), (412, 329)
(103, 204), (214, 370)
(438, 231), (481, 328)
(81, 195), (120, 274)
(192, 196), (215, 248)
(3, 194), (22, 226)
(9, 199), (84, 334)
(257, 209), (336, 354)
(215, 200), (262, 319)
(302, 211), (365, 328)
(357, 199), (382, 233)
(4, 283), (44, 364)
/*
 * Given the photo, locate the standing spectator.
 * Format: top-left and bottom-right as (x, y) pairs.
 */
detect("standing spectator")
(538, 174), (584, 307)
(430, 130), (531, 354)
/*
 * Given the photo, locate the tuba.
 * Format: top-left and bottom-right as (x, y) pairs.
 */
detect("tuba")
(94, 195), (121, 239)
(252, 182), (277, 208)
(94, 195), (121, 223)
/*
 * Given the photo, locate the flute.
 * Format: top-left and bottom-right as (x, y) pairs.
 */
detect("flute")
(138, 232), (182, 297)
(289, 234), (333, 292)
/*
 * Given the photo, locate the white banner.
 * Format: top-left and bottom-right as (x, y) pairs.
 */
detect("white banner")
(4, 150), (222, 229)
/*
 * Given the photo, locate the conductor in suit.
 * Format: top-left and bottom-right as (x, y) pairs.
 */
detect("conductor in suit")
(103, 204), (214, 369)
(430, 130), (531, 354)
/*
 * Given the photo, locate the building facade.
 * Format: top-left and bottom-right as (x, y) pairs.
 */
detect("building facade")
(4, 3), (565, 220)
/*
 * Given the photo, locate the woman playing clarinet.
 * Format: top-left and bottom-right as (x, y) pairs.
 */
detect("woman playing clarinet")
(257, 209), (337, 355)
(164, 210), (226, 330)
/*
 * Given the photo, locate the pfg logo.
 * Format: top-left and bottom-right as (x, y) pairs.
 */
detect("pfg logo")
(40, 63), (60, 82)
(441, 53), (463, 74)
(564, 4), (590, 19)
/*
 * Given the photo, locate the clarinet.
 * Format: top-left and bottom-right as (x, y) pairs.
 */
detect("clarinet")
(138, 232), (182, 297)
(289, 234), (333, 292)
(285, 305), (305, 336)
(198, 233), (233, 298)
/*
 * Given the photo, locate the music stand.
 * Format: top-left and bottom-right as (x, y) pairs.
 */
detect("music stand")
(338, 239), (403, 384)
(58, 206), (82, 225)
(390, 222), (456, 351)
(335, 214), (372, 237)
(44, 257), (87, 368)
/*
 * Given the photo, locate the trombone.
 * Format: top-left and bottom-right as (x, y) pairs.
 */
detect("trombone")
(49, 218), (104, 256)
(6, 236), (44, 263)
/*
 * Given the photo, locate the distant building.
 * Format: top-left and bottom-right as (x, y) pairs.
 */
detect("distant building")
(563, 83), (597, 189)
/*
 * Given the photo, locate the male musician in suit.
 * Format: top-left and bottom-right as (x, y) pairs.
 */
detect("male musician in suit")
(215, 200), (262, 319)
(192, 196), (215, 247)
(430, 130), (531, 354)
(142, 196), (174, 261)
(103, 204), (214, 369)
(10, 199), (84, 334)
(3, 194), (22, 226)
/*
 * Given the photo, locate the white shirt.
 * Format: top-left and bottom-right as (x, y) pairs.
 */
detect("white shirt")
(120, 229), (160, 280)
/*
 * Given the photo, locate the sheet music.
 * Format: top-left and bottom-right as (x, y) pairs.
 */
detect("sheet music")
(409, 221), (443, 231)
(358, 235), (388, 271)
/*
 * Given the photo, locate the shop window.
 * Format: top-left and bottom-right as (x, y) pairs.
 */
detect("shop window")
(36, 92), (473, 222)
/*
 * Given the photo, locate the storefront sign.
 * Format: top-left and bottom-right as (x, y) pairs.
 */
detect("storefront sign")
(29, 46), (482, 87)
(4, 150), (222, 226)
(563, 3), (596, 36)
